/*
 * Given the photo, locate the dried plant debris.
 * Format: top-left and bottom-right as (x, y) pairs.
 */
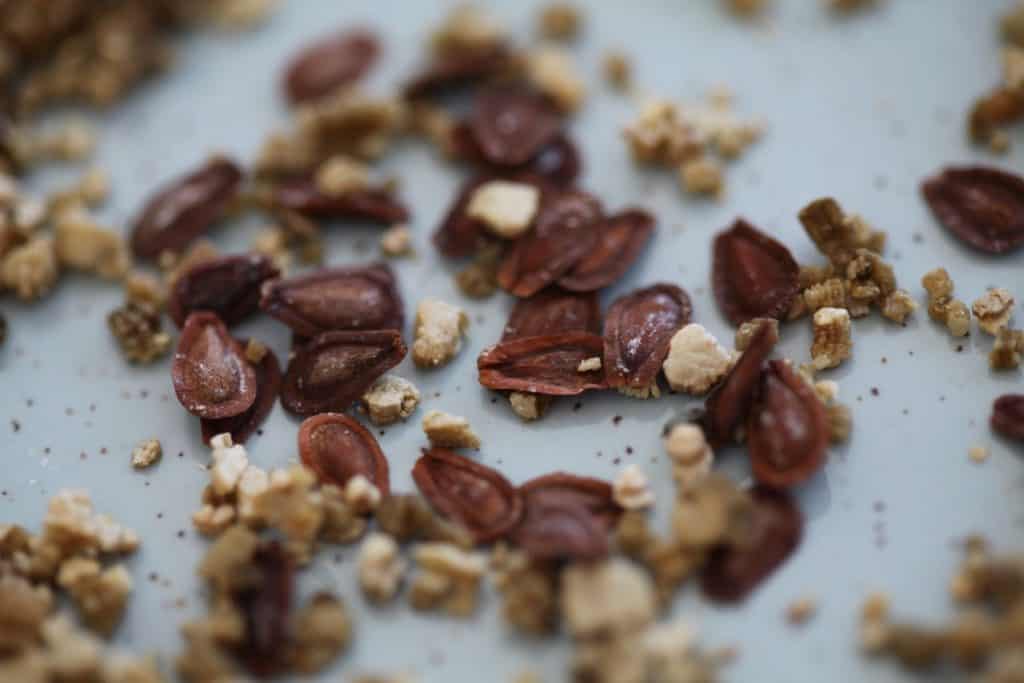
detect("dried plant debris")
(921, 268), (971, 338)
(602, 51), (632, 90)
(130, 439), (162, 469)
(107, 301), (172, 364)
(811, 307), (852, 370)
(990, 328), (1024, 370)
(972, 288), (1015, 335)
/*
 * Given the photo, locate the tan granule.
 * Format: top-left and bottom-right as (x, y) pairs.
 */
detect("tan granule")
(672, 474), (750, 550)
(130, 439), (161, 469)
(1004, 2), (1024, 47)
(968, 446), (990, 464)
(944, 300), (971, 337)
(827, 403), (853, 443)
(359, 533), (406, 604)
(362, 375), (421, 425)
(251, 226), (293, 272)
(455, 243), (502, 299)
(859, 591), (890, 652)
(618, 383), (662, 400)
(811, 306), (852, 370)
(201, 0), (278, 30)
(613, 465), (655, 511)
(577, 356), (602, 373)
(679, 157), (724, 197)
(197, 525), (260, 593)
(561, 558), (656, 639)
(252, 466), (324, 563)
(623, 100), (702, 166)
(734, 318), (779, 351)
(315, 155), (370, 197)
(422, 410), (481, 449)
(208, 434), (249, 496)
(725, 0), (768, 17)
(290, 593), (352, 674)
(380, 224), (413, 258)
(798, 198), (886, 269)
(1, 236), (58, 300)
(880, 289), (917, 324)
(412, 298), (469, 368)
(921, 267), (971, 337)
(526, 47), (586, 113)
(409, 102), (458, 159)
(972, 288), (1015, 335)
(492, 545), (559, 635)
(538, 3), (581, 40)
(1004, 47), (1024, 90)
(39, 614), (105, 680)
(799, 263), (836, 289)
(122, 271), (166, 310)
(192, 504), (236, 537)
(409, 543), (486, 617)
(828, 0), (877, 12)
(466, 180), (540, 239)
(663, 423), (714, 489)
(57, 558), (132, 636)
(36, 120), (96, 162)
(508, 392), (551, 422)
(344, 475), (382, 515)
(803, 278), (847, 313)
(44, 489), (139, 556)
(107, 301), (171, 364)
(786, 597), (818, 626)
(242, 338), (267, 364)
(990, 328), (1023, 370)
(0, 574), (53, 651)
(602, 51), (631, 91)
(49, 167), (111, 210)
(318, 485), (367, 545)
(663, 323), (734, 394)
(431, 5), (505, 56)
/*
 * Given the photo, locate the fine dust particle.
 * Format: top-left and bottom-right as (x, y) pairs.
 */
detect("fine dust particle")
(176, 530), (186, 538)
(625, 446), (634, 455)
(870, 387), (880, 397)
(612, 415), (623, 425)
(10, 419), (20, 432)
(785, 597), (818, 626)
(573, 402), (582, 411)
(968, 446), (989, 464)
(612, 457), (621, 465)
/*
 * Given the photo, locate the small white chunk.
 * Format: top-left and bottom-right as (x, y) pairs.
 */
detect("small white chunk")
(465, 181), (540, 239)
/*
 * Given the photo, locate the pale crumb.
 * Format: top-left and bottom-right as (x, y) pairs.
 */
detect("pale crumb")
(44, 489), (139, 555)
(422, 410), (481, 449)
(811, 307), (852, 370)
(602, 51), (631, 90)
(53, 207), (130, 280)
(362, 375), (421, 425)
(1004, 46), (1024, 90)
(972, 288), (1014, 335)
(251, 226), (293, 272)
(466, 180), (540, 239)
(663, 423), (714, 489)
(123, 271), (165, 309)
(859, 592), (890, 652)
(13, 197), (46, 235)
(416, 542), (486, 580)
(1, 237), (58, 301)
(785, 597), (818, 626)
(561, 558), (656, 639)
(130, 439), (161, 469)
(412, 298), (469, 368)
(344, 475), (382, 515)
(208, 433), (249, 496)
(1004, 2), (1024, 47)
(236, 466), (270, 524)
(411, 543), (486, 616)
(577, 356), (602, 373)
(662, 323), (734, 394)
(989, 130), (1012, 155)
(990, 328), (1023, 370)
(827, 403), (852, 443)
(679, 157), (723, 197)
(968, 446), (989, 464)
(315, 155), (370, 196)
(644, 619), (696, 662)
(945, 300), (971, 337)
(508, 392), (551, 422)
(431, 5), (505, 56)
(538, 3), (581, 40)
(613, 465), (655, 511)
(57, 558), (132, 636)
(204, 0), (277, 29)
(802, 278), (846, 313)
(623, 100), (702, 166)
(724, 0), (768, 17)
(861, 592), (889, 622)
(409, 102), (458, 159)
(813, 380), (839, 404)
(735, 317), (779, 351)
(380, 224), (413, 258)
(243, 338), (268, 364)
(880, 288), (916, 324)
(526, 47), (586, 113)
(192, 504), (235, 536)
(359, 533), (406, 604)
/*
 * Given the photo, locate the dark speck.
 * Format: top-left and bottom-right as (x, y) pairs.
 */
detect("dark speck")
(148, 572), (158, 582)
(157, 512), (164, 519)
(10, 419), (20, 433)
(177, 451), (184, 458)
(25, 399), (33, 407)
(901, 408), (909, 415)
(870, 387), (879, 397)
(79, 452), (87, 460)
(43, 447), (50, 454)
(144, 481), (151, 487)
(573, 402), (582, 411)
(612, 457), (621, 465)
(256, 429), (264, 436)
(612, 415), (622, 426)
(88, 403), (96, 412)
(911, 232), (924, 244)
(176, 530), (186, 539)
(64, 408), (74, 416)
(100, 447), (108, 455)
(873, 175), (888, 190)
(625, 446), (634, 455)
(490, 397), (498, 404)
(956, 345), (964, 353)
(881, 357), (887, 364)
(873, 501), (886, 513)
(139, 389), (149, 399)
(434, 391), (441, 398)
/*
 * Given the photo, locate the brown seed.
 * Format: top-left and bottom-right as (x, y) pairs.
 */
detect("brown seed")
(272, 176), (409, 224)
(511, 495), (608, 562)
(411, 447), (524, 543)
(467, 86), (562, 167)
(992, 394), (1024, 442)
(168, 253), (280, 328)
(171, 312), (257, 419)
(921, 165), (1024, 254)
(452, 124), (581, 186)
(497, 188), (603, 297)
(297, 413), (390, 495)
(201, 345), (281, 446)
(434, 174), (505, 258)
(280, 329), (407, 416)
(236, 541), (294, 677)
(403, 45), (512, 100)
(712, 218), (800, 325)
(502, 288), (601, 340)
(968, 87), (1024, 144)
(603, 283), (692, 391)
(477, 331), (607, 396)
(519, 472), (621, 530)
(260, 263), (404, 337)
(130, 157), (243, 260)
(283, 28), (380, 105)
(703, 319), (778, 446)
(700, 487), (803, 604)
(747, 360), (829, 488)
(558, 208), (655, 292)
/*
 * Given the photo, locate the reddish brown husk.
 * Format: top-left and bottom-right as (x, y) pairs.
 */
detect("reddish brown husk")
(700, 487), (802, 604)
(201, 345), (281, 446)
(712, 219), (800, 325)
(131, 157), (243, 260)
(433, 173), (505, 259)
(403, 45), (511, 99)
(603, 284), (692, 390)
(497, 189), (603, 298)
(411, 448), (524, 543)
(992, 394), (1024, 442)
(272, 177), (409, 224)
(502, 289), (601, 340)
(477, 331), (607, 396)
(519, 472), (621, 530)
(280, 330), (407, 416)
(235, 541), (294, 677)
(172, 312), (257, 419)
(747, 360), (829, 488)
(283, 28), (380, 104)
(259, 263), (404, 338)
(297, 413), (390, 495)
(467, 86), (561, 166)
(511, 497), (608, 562)
(703, 320), (779, 447)
(921, 165), (1024, 254)
(452, 124), (581, 186)
(168, 254), (280, 328)
(559, 209), (655, 292)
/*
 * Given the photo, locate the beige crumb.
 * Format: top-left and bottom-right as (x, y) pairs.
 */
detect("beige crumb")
(922, 268), (970, 337)
(45, 488), (139, 555)
(315, 155), (370, 196)
(57, 558), (132, 636)
(466, 180), (540, 239)
(602, 51), (631, 90)
(561, 558), (656, 639)
(613, 465), (655, 511)
(577, 356), (602, 373)
(1, 237), (59, 301)
(380, 224), (413, 258)
(508, 392), (552, 422)
(663, 423), (714, 489)
(811, 307), (852, 370)
(344, 475), (382, 515)
(358, 532), (406, 604)
(785, 596), (818, 626)
(412, 298), (469, 368)
(362, 375), (421, 425)
(409, 102), (458, 159)
(802, 278), (847, 313)
(972, 288), (1015, 335)
(1003, 46), (1024, 90)
(724, 0), (768, 17)
(130, 439), (161, 469)
(422, 410), (481, 449)
(290, 592), (352, 675)
(123, 271), (166, 310)
(880, 289), (917, 324)
(968, 446), (989, 464)
(526, 47), (586, 113)
(1004, 2), (1024, 47)
(456, 243), (502, 299)
(192, 503), (236, 537)
(679, 157), (724, 197)
(538, 3), (581, 40)
(431, 5), (505, 56)
(623, 100), (702, 166)
(107, 301), (171, 364)
(410, 542), (486, 617)
(990, 328), (1023, 370)
(208, 433), (249, 496)
(662, 323), (734, 394)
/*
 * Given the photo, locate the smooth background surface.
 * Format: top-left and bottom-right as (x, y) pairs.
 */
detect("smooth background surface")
(2, 1), (1022, 680)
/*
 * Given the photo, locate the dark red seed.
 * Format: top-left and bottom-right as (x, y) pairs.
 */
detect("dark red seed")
(452, 124), (581, 186)
(403, 45), (512, 100)
(712, 219), (800, 325)
(131, 157), (243, 260)
(260, 263), (403, 338)
(700, 487), (803, 604)
(236, 541), (294, 677)
(172, 312), (257, 419)
(280, 330), (406, 416)
(283, 28), (380, 105)
(297, 413), (390, 495)
(703, 320), (778, 447)
(468, 86), (562, 167)
(992, 394), (1024, 442)
(502, 289), (601, 340)
(478, 331), (607, 396)
(201, 344), (281, 446)
(519, 472), (620, 530)
(497, 188), (603, 298)
(559, 209), (655, 292)
(272, 177), (409, 224)
(747, 360), (829, 488)
(412, 447), (523, 543)
(603, 284), (691, 391)
(921, 165), (1024, 254)
(511, 496), (608, 562)
(168, 253), (280, 328)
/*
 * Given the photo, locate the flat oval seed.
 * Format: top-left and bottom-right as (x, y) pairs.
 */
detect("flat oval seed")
(502, 288), (601, 340)
(273, 177), (409, 224)
(703, 319), (778, 447)
(992, 394), (1024, 442)
(403, 45), (511, 100)
(603, 283), (692, 391)
(712, 218), (800, 325)
(283, 28), (380, 105)
(921, 165), (1024, 254)
(478, 331), (607, 396)
(168, 253), (280, 328)
(236, 542), (294, 677)
(559, 209), (655, 292)
(468, 86), (561, 166)
(298, 413), (390, 495)
(172, 312), (257, 419)
(519, 472), (620, 530)
(201, 345), (281, 446)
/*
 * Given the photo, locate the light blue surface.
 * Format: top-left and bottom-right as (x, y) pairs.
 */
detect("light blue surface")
(1, 1), (1022, 681)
